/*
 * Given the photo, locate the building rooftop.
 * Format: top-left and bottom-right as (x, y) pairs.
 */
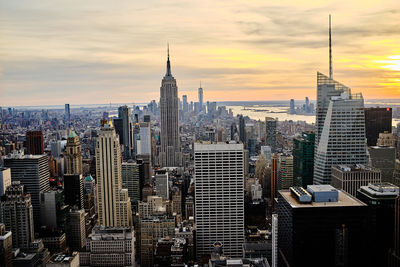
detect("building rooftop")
(279, 189), (366, 208)
(89, 226), (133, 241)
(359, 183), (399, 198)
(194, 142), (244, 151)
(334, 164), (378, 172)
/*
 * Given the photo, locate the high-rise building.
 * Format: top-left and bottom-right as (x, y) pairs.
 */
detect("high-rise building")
(0, 223), (12, 267)
(265, 117), (277, 152)
(159, 46), (182, 167)
(270, 154), (279, 209)
(377, 131), (396, 147)
(40, 190), (68, 230)
(357, 183), (399, 266)
(278, 154), (293, 190)
(26, 130), (44, 155)
(239, 115), (246, 146)
(194, 143), (244, 258)
(138, 122), (151, 156)
(289, 99), (295, 114)
(50, 140), (62, 158)
(0, 168), (11, 197)
(271, 214), (278, 267)
(80, 226), (135, 267)
(65, 131), (83, 175)
(364, 107), (392, 146)
(182, 95), (188, 113)
(278, 185), (369, 267)
(198, 85), (203, 112)
(121, 161), (140, 211)
(369, 146), (396, 183)
(64, 174), (84, 209)
(331, 164), (381, 196)
(117, 105), (134, 159)
(293, 132), (315, 187)
(67, 208), (86, 252)
(0, 182), (34, 249)
(95, 120), (132, 227)
(155, 172), (169, 201)
(4, 153), (50, 229)
(314, 87), (367, 184)
(65, 104), (70, 120)
(389, 195), (400, 266)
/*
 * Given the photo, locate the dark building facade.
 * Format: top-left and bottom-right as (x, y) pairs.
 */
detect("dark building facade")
(364, 107), (392, 146)
(278, 186), (369, 267)
(26, 131), (44, 155)
(293, 131), (315, 187)
(356, 183), (399, 267)
(63, 174), (83, 209)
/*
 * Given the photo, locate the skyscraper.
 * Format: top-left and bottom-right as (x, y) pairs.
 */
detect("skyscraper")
(182, 95), (188, 113)
(265, 117), (277, 152)
(0, 168), (11, 197)
(4, 153), (50, 229)
(293, 131), (315, 187)
(239, 115), (246, 146)
(95, 120), (132, 227)
(155, 172), (169, 201)
(194, 143), (244, 258)
(289, 99), (295, 114)
(278, 154), (294, 190)
(278, 185), (369, 267)
(314, 90), (367, 184)
(65, 104), (70, 121)
(64, 174), (84, 209)
(159, 46), (182, 167)
(364, 107), (392, 146)
(26, 130), (44, 155)
(0, 223), (12, 267)
(121, 161), (140, 211)
(138, 122), (151, 156)
(0, 181), (34, 249)
(64, 131), (83, 175)
(198, 83), (203, 112)
(117, 105), (134, 159)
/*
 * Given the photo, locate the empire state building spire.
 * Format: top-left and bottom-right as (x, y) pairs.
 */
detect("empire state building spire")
(165, 43), (172, 77)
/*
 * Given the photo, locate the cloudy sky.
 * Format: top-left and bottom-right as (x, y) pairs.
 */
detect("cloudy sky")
(1, 0), (400, 106)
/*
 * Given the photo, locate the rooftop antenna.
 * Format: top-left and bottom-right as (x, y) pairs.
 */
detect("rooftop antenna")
(329, 14), (333, 79)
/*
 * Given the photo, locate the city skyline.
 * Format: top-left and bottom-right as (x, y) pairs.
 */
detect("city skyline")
(1, 0), (400, 106)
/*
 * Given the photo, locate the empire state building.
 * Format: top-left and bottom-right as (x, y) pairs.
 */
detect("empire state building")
(159, 46), (182, 167)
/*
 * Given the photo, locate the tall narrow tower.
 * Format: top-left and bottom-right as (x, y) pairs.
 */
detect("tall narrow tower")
(198, 82), (203, 112)
(95, 120), (132, 227)
(159, 45), (182, 167)
(65, 131), (83, 175)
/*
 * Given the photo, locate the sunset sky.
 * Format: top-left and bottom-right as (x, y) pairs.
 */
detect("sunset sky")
(1, 0), (400, 106)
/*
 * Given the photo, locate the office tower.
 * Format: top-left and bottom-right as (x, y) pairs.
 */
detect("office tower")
(394, 160), (400, 187)
(65, 104), (70, 120)
(289, 99), (295, 114)
(271, 214), (278, 267)
(50, 140), (62, 158)
(117, 105), (134, 159)
(182, 95), (188, 113)
(139, 122), (151, 155)
(313, 90), (367, 185)
(270, 154), (278, 208)
(80, 226), (135, 267)
(194, 102), (200, 113)
(389, 196), (400, 267)
(96, 120), (132, 227)
(65, 131), (83, 175)
(0, 182), (34, 249)
(265, 117), (277, 152)
(331, 165), (381, 196)
(194, 143), (244, 258)
(293, 132), (315, 187)
(4, 153), (50, 229)
(40, 190), (68, 230)
(369, 146), (396, 182)
(357, 183), (399, 266)
(171, 187), (182, 215)
(230, 123), (237, 141)
(364, 107), (392, 146)
(198, 84), (203, 111)
(121, 161), (140, 211)
(0, 168), (11, 197)
(159, 46), (182, 167)
(64, 174), (84, 209)
(238, 115), (246, 146)
(278, 154), (293, 190)
(278, 185), (369, 267)
(67, 208), (86, 252)
(155, 172), (169, 201)
(0, 224), (12, 267)
(26, 130), (44, 155)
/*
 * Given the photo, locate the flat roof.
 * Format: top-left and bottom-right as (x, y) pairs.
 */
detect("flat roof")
(194, 142), (243, 151)
(279, 189), (366, 208)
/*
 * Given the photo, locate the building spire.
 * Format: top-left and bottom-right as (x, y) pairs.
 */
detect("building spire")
(329, 14), (333, 79)
(166, 43), (171, 76)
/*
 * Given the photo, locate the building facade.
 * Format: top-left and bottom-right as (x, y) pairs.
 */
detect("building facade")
(194, 143), (244, 258)
(64, 131), (83, 175)
(293, 132), (315, 187)
(364, 107), (392, 146)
